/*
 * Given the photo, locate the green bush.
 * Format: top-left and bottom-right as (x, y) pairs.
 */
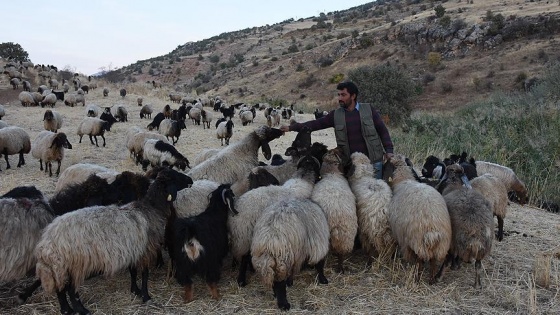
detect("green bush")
(329, 73), (345, 84)
(434, 5), (445, 18)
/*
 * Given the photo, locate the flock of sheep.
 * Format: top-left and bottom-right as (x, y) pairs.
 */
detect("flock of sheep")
(0, 61), (530, 313)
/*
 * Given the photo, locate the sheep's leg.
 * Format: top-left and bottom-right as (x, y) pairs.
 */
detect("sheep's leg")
(4, 150), (11, 169)
(17, 279), (41, 305)
(140, 268), (151, 303)
(88, 135), (96, 146)
(273, 280), (290, 311)
(39, 159), (44, 171)
(48, 162), (53, 177)
(335, 254), (345, 273)
(55, 160), (61, 176)
(428, 258), (442, 284)
(156, 249), (165, 269)
(56, 288), (73, 315)
(78, 135), (83, 143)
(18, 151), (25, 167)
(474, 260), (482, 289)
(128, 266), (142, 296)
(237, 254), (251, 287)
(66, 283), (89, 315)
(183, 278), (194, 303)
(101, 135), (106, 147)
(315, 259), (329, 284)
(497, 216), (504, 242)
(207, 282), (220, 300)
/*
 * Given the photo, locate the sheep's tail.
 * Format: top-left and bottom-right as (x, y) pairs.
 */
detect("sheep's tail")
(35, 260), (66, 295)
(252, 252), (285, 288)
(422, 231), (447, 259)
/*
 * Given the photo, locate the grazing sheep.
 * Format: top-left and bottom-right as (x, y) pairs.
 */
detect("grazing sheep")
(76, 117), (111, 147)
(140, 104), (153, 119)
(63, 93), (77, 107)
(48, 79), (59, 89)
(103, 87), (109, 97)
(439, 164), (493, 288)
(230, 154), (321, 286)
(22, 80), (31, 92)
(54, 163), (119, 192)
(74, 93), (86, 106)
(43, 109), (63, 132)
(188, 125), (283, 184)
(31, 131), (73, 176)
(471, 173), (509, 241)
(169, 93), (182, 104)
(251, 197), (329, 310)
(173, 184), (237, 302)
(18, 91), (35, 107)
(119, 88), (127, 98)
(383, 155), (452, 284)
(110, 105), (128, 122)
(159, 119), (186, 145)
(40, 93), (57, 108)
(0, 126), (31, 171)
(127, 130), (170, 165)
(310, 147), (357, 273)
(35, 169), (180, 315)
(347, 152), (395, 262)
(147, 112), (166, 131)
(10, 77), (21, 89)
(0, 190), (54, 304)
(85, 104), (102, 117)
(141, 139), (190, 171)
(216, 119), (234, 146)
(152, 80), (162, 88)
(475, 161), (528, 205)
(201, 109), (213, 129)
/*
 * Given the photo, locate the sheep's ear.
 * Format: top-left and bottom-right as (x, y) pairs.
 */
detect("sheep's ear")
(166, 183), (178, 202)
(222, 188), (238, 215)
(261, 142), (272, 160)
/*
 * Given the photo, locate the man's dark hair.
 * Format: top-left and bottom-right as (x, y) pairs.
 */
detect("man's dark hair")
(337, 81), (359, 100)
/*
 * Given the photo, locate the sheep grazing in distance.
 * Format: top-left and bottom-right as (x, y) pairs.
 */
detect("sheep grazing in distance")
(471, 173), (509, 241)
(475, 160), (528, 205)
(173, 184), (237, 302)
(189, 107), (202, 125)
(188, 125), (283, 185)
(141, 139), (190, 171)
(110, 105), (128, 122)
(119, 88), (127, 98)
(77, 117), (111, 147)
(22, 80), (31, 92)
(310, 147), (358, 273)
(383, 155), (451, 284)
(10, 77), (20, 89)
(159, 119), (186, 145)
(85, 104), (102, 117)
(54, 163), (119, 192)
(438, 164), (493, 288)
(251, 197), (329, 311)
(147, 112), (165, 131)
(152, 80), (162, 88)
(0, 189), (54, 304)
(40, 93), (57, 108)
(140, 104), (153, 119)
(103, 87), (109, 97)
(240, 110), (253, 126)
(18, 91), (35, 107)
(0, 126), (31, 171)
(35, 169), (181, 315)
(347, 152), (395, 263)
(43, 109), (63, 132)
(201, 109), (213, 129)
(79, 85), (89, 94)
(31, 131), (73, 176)
(216, 119), (234, 146)
(219, 105), (235, 120)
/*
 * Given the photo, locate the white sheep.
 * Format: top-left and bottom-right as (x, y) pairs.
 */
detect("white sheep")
(0, 126), (31, 171)
(85, 104), (102, 117)
(216, 119), (234, 146)
(31, 131), (73, 176)
(188, 125), (283, 184)
(384, 155), (452, 284)
(77, 117), (111, 147)
(40, 93), (57, 108)
(475, 161), (528, 204)
(471, 173), (509, 241)
(173, 179), (220, 218)
(189, 107), (202, 125)
(240, 110), (254, 126)
(251, 197), (329, 311)
(347, 152), (395, 263)
(54, 163), (119, 192)
(18, 91), (35, 107)
(310, 147), (358, 273)
(201, 108), (213, 129)
(43, 109), (63, 132)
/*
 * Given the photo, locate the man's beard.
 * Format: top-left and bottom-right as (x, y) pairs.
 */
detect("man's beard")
(339, 101), (349, 108)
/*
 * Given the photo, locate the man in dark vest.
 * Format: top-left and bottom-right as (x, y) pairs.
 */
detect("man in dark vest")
(280, 81), (393, 179)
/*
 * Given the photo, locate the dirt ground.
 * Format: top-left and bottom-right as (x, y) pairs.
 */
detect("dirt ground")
(0, 85), (559, 314)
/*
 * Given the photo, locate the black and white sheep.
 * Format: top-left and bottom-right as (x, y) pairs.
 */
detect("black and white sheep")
(35, 169), (180, 315)
(438, 164), (494, 288)
(141, 139), (190, 171)
(126, 130), (170, 165)
(43, 109), (63, 132)
(383, 155), (452, 284)
(251, 197), (330, 310)
(216, 119), (234, 146)
(31, 131), (72, 177)
(99, 110), (118, 128)
(77, 117), (111, 147)
(173, 184), (237, 302)
(0, 126), (31, 171)
(188, 125), (283, 184)
(159, 119), (186, 145)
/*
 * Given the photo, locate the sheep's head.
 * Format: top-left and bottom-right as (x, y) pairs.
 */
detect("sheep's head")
(320, 147), (346, 175)
(296, 154), (322, 183)
(154, 168), (178, 203)
(438, 164), (471, 193)
(50, 133), (72, 149)
(254, 125), (283, 160)
(421, 155), (441, 178)
(43, 110), (54, 121)
(285, 126), (311, 158)
(383, 154), (414, 186)
(347, 152), (374, 180)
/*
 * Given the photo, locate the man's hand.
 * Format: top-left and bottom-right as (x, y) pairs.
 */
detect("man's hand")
(384, 153), (394, 161)
(279, 125), (290, 133)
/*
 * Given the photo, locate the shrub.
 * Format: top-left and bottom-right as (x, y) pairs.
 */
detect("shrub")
(434, 5), (445, 18)
(296, 63), (305, 72)
(271, 56), (278, 61)
(329, 73), (345, 84)
(439, 16), (451, 27)
(298, 74), (317, 89)
(209, 55), (220, 63)
(440, 82), (453, 93)
(422, 73), (436, 85)
(427, 52), (442, 70)
(287, 44), (299, 53)
(318, 56), (334, 67)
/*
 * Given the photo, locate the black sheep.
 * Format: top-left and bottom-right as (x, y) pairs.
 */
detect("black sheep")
(220, 106), (235, 120)
(120, 88), (127, 98)
(147, 112), (165, 131)
(173, 184), (237, 303)
(99, 111), (117, 130)
(1, 185), (44, 199)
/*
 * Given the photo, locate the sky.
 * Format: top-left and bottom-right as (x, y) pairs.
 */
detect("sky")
(2, 0), (372, 76)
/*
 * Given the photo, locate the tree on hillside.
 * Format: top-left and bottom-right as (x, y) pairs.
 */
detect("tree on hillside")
(347, 64), (416, 126)
(0, 42), (30, 63)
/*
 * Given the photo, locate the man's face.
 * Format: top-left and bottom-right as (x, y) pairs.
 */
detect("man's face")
(338, 88), (354, 108)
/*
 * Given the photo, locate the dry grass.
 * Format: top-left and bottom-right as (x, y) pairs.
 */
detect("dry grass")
(0, 83), (559, 314)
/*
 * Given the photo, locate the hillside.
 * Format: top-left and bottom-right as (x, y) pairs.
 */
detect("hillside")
(103, 0), (560, 112)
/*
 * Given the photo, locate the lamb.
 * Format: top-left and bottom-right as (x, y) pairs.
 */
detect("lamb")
(141, 139), (190, 171)
(0, 126), (31, 171)
(159, 119), (186, 145)
(43, 109), (63, 132)
(438, 164), (493, 288)
(201, 108), (213, 129)
(76, 117), (111, 147)
(140, 104), (153, 119)
(40, 93), (57, 108)
(18, 91), (35, 107)
(471, 173), (509, 241)
(103, 87), (109, 97)
(188, 125), (283, 184)
(35, 169), (180, 315)
(119, 88), (127, 98)
(173, 184), (237, 302)
(31, 131), (73, 176)
(230, 154), (321, 286)
(383, 155), (452, 284)
(110, 104), (128, 122)
(475, 160), (528, 204)
(0, 189), (55, 304)
(216, 119), (234, 146)
(147, 112), (165, 131)
(310, 147), (358, 273)
(347, 152), (395, 262)
(251, 197), (329, 310)
(127, 130), (170, 164)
